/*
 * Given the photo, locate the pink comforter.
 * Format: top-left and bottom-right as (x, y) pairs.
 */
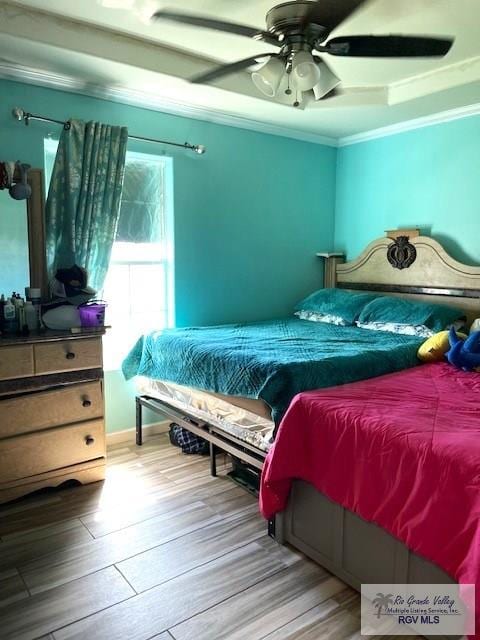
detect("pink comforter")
(260, 363), (480, 638)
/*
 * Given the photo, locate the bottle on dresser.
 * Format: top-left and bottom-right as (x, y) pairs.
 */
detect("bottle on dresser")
(0, 289), (43, 337)
(25, 287), (41, 331)
(12, 293), (28, 336)
(3, 296), (17, 334)
(25, 301), (38, 331)
(0, 292), (27, 336)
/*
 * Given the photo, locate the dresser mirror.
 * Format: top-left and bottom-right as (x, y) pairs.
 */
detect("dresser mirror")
(0, 168), (47, 297)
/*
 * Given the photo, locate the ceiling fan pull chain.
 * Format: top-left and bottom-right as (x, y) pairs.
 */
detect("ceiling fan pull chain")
(285, 70), (292, 96)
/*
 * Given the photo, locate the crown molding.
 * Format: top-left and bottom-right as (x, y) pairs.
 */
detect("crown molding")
(338, 102), (480, 147)
(0, 62), (338, 148)
(387, 55), (480, 106)
(2, 61), (480, 150)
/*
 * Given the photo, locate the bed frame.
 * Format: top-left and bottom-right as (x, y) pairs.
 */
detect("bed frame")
(136, 231), (480, 639)
(135, 394), (266, 475)
(282, 231), (480, 640)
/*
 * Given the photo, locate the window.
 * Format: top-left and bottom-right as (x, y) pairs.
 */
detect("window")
(44, 142), (174, 370)
(103, 152), (174, 369)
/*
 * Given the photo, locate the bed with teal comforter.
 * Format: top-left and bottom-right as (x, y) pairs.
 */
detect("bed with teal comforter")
(122, 318), (422, 425)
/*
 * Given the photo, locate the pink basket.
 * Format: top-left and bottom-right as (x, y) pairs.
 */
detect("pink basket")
(78, 300), (107, 328)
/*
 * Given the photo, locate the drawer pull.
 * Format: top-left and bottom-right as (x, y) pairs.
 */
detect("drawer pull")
(66, 352), (76, 360)
(85, 435), (95, 446)
(82, 399), (92, 408)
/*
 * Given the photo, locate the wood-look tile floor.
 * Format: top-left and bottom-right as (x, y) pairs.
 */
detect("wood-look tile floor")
(0, 434), (414, 640)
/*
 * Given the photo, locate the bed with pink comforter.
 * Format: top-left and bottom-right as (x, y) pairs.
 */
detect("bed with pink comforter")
(260, 362), (480, 638)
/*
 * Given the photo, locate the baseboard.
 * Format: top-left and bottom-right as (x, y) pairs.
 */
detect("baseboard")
(106, 420), (171, 445)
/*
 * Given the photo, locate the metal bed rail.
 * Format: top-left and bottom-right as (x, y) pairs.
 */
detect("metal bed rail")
(135, 395), (267, 475)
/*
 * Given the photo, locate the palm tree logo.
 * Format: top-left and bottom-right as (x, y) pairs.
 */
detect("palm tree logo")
(373, 593), (394, 619)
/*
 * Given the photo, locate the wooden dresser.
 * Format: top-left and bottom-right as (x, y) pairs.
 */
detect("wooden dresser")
(0, 331), (106, 504)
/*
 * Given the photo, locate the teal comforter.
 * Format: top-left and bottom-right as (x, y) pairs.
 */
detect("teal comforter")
(122, 318), (422, 424)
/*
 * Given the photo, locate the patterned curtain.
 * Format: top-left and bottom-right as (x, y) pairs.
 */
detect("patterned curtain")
(45, 119), (128, 292)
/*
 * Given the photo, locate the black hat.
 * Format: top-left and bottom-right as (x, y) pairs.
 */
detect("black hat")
(51, 265), (96, 304)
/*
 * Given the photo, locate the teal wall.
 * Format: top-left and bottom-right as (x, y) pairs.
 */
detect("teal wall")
(0, 79), (337, 432)
(335, 116), (480, 264)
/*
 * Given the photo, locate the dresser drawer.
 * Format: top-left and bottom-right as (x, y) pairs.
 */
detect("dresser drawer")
(0, 381), (104, 438)
(34, 338), (102, 374)
(0, 345), (34, 381)
(0, 420), (105, 484)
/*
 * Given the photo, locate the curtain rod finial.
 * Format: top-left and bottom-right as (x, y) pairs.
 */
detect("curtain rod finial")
(184, 142), (206, 155)
(12, 107), (25, 122)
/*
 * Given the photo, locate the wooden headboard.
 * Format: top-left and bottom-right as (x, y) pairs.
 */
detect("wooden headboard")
(320, 233), (480, 323)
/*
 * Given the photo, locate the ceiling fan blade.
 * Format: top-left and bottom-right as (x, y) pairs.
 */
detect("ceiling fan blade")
(191, 54), (279, 84)
(152, 10), (280, 46)
(304, 0), (368, 31)
(325, 35), (454, 57)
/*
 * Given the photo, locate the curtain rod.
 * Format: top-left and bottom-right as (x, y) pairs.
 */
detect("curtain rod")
(11, 107), (206, 155)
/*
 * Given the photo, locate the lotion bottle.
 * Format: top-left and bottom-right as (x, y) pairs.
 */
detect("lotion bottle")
(25, 301), (38, 332)
(4, 298), (16, 333)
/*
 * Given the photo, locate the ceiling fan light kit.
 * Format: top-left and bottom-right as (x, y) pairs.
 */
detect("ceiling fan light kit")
(153, 0), (454, 110)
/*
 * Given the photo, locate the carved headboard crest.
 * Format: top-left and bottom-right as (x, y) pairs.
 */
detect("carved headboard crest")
(387, 235), (417, 270)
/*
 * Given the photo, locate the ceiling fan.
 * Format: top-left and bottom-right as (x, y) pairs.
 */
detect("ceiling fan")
(152, 0), (454, 108)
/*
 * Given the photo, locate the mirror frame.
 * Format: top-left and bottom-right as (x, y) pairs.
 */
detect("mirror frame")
(25, 168), (47, 297)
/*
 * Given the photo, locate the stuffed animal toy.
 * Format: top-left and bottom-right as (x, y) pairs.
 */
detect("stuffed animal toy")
(446, 327), (480, 372)
(418, 330), (467, 362)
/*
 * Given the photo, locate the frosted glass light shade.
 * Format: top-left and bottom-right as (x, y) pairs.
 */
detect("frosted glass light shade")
(292, 51), (321, 92)
(251, 57), (285, 97)
(312, 61), (341, 100)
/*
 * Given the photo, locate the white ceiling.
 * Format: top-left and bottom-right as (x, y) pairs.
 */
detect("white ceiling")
(1, 0), (480, 140)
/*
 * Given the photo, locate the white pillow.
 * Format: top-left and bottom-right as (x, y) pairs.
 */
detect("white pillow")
(356, 321), (433, 338)
(295, 310), (348, 326)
